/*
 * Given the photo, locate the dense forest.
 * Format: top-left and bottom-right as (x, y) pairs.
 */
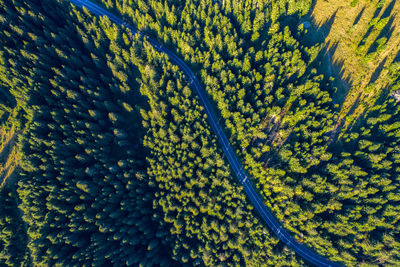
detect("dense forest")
(0, 186), (30, 266)
(0, 0), (399, 265)
(98, 0), (400, 264)
(1, 0), (302, 265)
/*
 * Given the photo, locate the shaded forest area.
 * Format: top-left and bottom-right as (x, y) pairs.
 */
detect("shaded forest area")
(0, 0), (399, 266)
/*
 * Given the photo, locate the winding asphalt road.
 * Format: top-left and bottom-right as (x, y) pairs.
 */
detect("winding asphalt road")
(66, 0), (341, 266)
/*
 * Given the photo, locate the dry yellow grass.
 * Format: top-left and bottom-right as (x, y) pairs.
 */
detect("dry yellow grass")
(311, 0), (400, 131)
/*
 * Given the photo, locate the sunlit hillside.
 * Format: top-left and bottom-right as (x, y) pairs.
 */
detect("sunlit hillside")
(311, 0), (400, 132)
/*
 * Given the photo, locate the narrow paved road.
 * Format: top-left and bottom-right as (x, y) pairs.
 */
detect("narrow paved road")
(66, 0), (342, 266)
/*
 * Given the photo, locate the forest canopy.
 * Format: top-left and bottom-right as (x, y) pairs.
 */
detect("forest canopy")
(0, 0), (399, 266)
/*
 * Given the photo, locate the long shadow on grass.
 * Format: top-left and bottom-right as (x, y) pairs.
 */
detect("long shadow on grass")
(369, 56), (388, 84)
(306, 8), (353, 107)
(318, 9), (338, 38)
(328, 47), (354, 107)
(361, 0), (396, 51)
(302, 4), (359, 143)
(394, 50), (400, 63)
(352, 6), (366, 26)
(357, 25), (375, 49)
(300, 5), (357, 111)
(372, 2), (384, 19)
(381, 0), (397, 19)
(367, 15), (395, 55)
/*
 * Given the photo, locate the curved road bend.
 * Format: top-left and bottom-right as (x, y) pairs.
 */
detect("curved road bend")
(66, 0), (342, 266)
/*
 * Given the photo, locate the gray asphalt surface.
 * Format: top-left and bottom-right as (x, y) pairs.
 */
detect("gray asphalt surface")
(66, 0), (342, 265)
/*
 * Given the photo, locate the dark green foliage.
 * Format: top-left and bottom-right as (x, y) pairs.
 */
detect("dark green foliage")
(136, 44), (301, 265)
(1, 0), (400, 265)
(315, 98), (400, 264)
(0, 0), (304, 265)
(0, 187), (30, 266)
(96, 0), (400, 265)
(1, 0), (174, 265)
